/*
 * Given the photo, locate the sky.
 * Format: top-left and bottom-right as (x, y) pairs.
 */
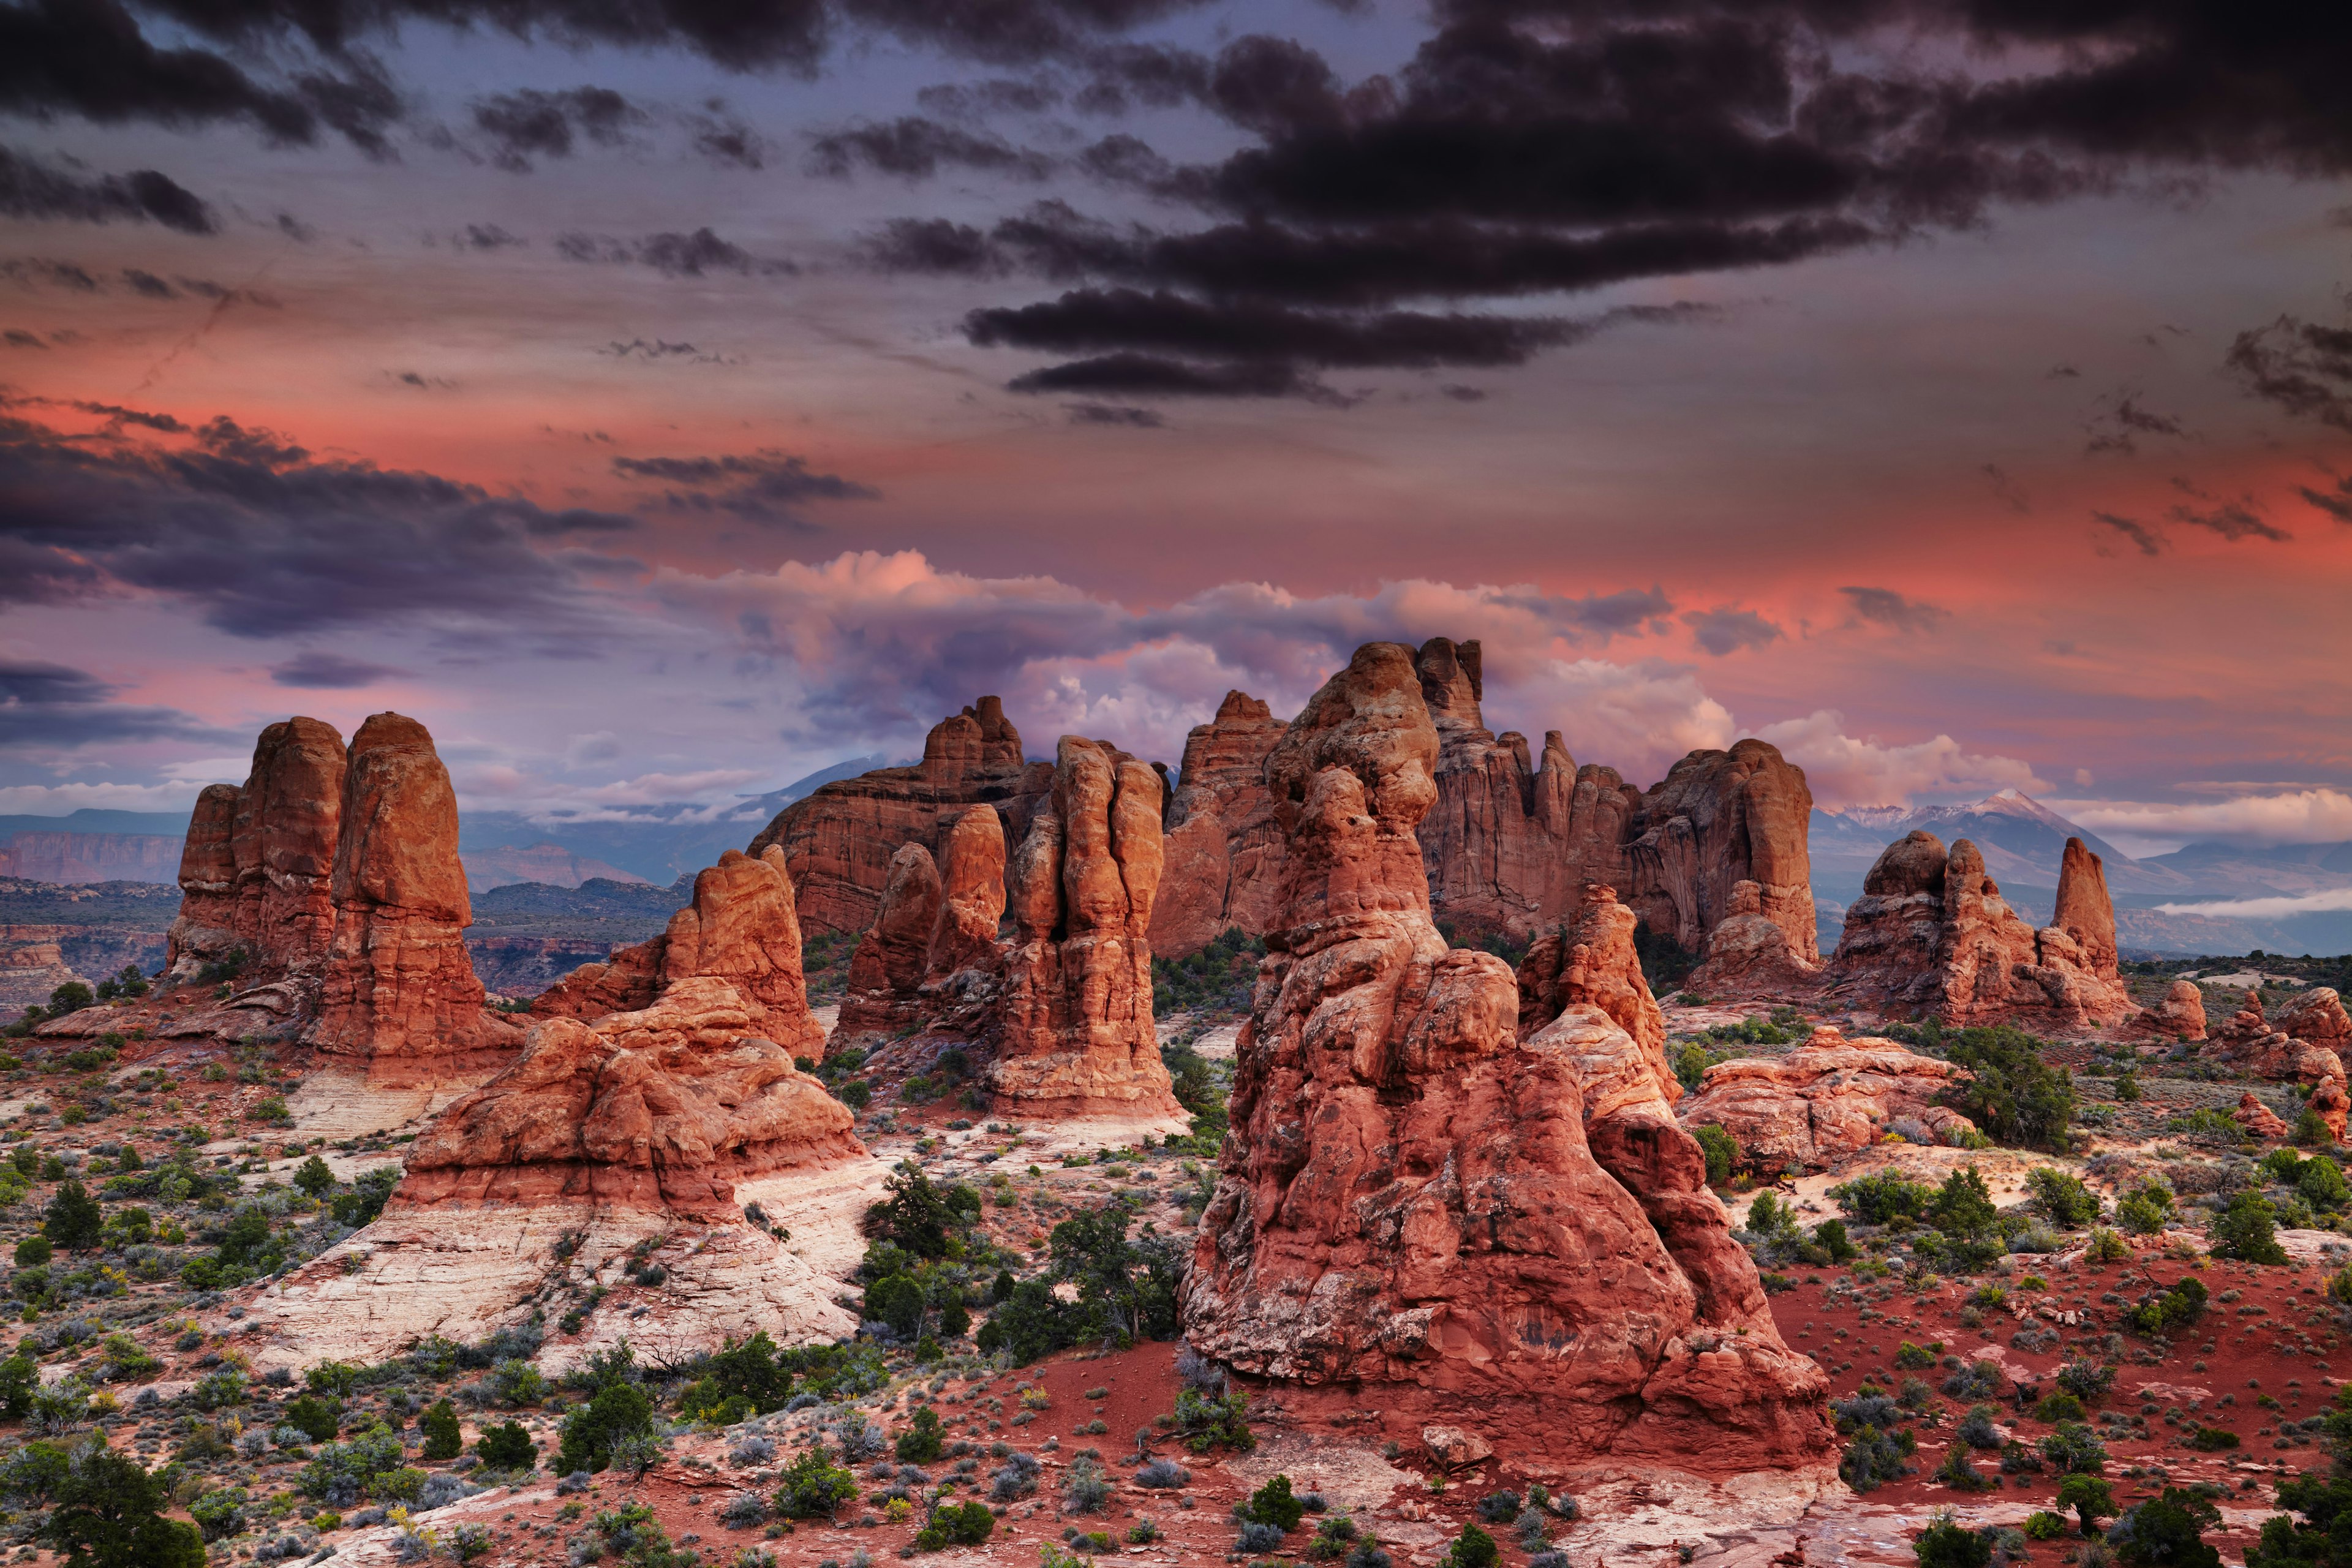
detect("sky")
(2, 0), (2351, 860)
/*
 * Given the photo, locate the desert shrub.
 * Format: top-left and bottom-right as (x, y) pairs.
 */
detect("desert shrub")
(1936, 1444), (1992, 1493)
(1829, 1170), (1936, 1225)
(2024, 1513), (2070, 1542)
(2123, 1276), (2209, 1336)
(556, 1383), (653, 1476)
(1064, 1456), (1112, 1514)
(1692, 1125), (1737, 1185)
(2211, 1193), (2290, 1264)
(1444, 1525), (1498, 1568)
(1136, 1458), (1190, 1489)
(2040, 1422), (2108, 1475)
(1914, 1513), (1992, 1568)
(2035, 1393), (2087, 1424)
(2185, 1426), (2240, 1452)
(1245, 1474), (1305, 1531)
(1896, 1341), (1936, 1370)
(1841, 1426), (1915, 1493)
(1957, 1404), (2004, 1450)
(477, 1420), (537, 1471)
(2106, 1488), (2222, 1568)
(987, 1452), (1039, 1503)
(775, 1446), (858, 1520)
(2056, 1360), (2117, 1402)
(1942, 1361), (2002, 1400)
(2027, 1167), (2102, 1226)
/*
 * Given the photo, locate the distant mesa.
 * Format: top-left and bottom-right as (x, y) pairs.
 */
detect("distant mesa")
(0, 831), (183, 885)
(461, 842), (649, 892)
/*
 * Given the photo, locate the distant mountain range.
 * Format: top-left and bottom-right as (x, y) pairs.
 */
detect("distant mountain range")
(1812, 788), (2352, 957)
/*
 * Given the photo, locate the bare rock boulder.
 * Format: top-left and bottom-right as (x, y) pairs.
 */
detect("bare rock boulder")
(2133, 978), (2209, 1040)
(1185, 641), (1833, 1476)
(2236, 1091), (2291, 1140)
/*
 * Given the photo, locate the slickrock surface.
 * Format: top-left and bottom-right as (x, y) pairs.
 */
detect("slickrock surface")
(1828, 831), (2133, 1030)
(989, 737), (1185, 1121)
(748, 695), (1049, 937)
(313, 713), (517, 1068)
(1185, 640), (1834, 1474)
(1626, 737), (1819, 967)
(1151, 690), (1289, 957)
(1676, 1025), (1975, 1170)
(2214, 987), (2351, 1140)
(400, 976), (862, 1215)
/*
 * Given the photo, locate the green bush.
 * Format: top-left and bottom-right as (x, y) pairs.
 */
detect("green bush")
(2116, 1182), (2176, 1235)
(2057, 1476), (2116, 1537)
(1828, 1170), (1936, 1224)
(2026, 1167), (2102, 1227)
(1841, 1426), (1915, 1493)
(187, 1487), (246, 1542)
(2109, 1487), (2222, 1568)
(1444, 1524), (1498, 1568)
(420, 1399), (462, 1460)
(1692, 1124), (1737, 1186)
(283, 1396), (342, 1444)
(1814, 1219), (1855, 1262)
(774, 1446), (858, 1520)
(1931, 1167), (1999, 1238)
(2123, 1276), (2208, 1337)
(2210, 1193), (2290, 1264)
(915, 1500), (996, 1551)
(2023, 1512), (2069, 1542)
(1921, 1022), (2075, 1150)
(2035, 1393), (2086, 1423)
(477, 1420), (537, 1471)
(2304, 1159), (2351, 1211)
(1170, 1386), (1255, 1453)
(2185, 1425), (2240, 1451)
(32, 1444), (204, 1567)
(41, 1180), (102, 1251)
(1246, 1474), (1305, 1531)
(1912, 1513), (1991, 1568)
(895, 1405), (944, 1463)
(2040, 1421), (2108, 1475)
(557, 1382), (654, 1474)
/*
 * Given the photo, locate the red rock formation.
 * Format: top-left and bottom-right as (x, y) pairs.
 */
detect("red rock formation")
(537, 847), (828, 1059)
(1676, 1027), (1974, 1172)
(1687, 879), (1824, 998)
(313, 713), (513, 1066)
(2132, 978), (2209, 1040)
(926, 805), (1008, 983)
(2235, 1091), (2291, 1140)
(1185, 641), (1833, 1474)
(989, 738), (1182, 1119)
(397, 976), (864, 1217)
(166, 783), (244, 974)
(2217, 989), (2352, 1140)
(1150, 692), (1288, 957)
(165, 719), (347, 978)
(1411, 638), (1640, 943)
(1515, 884), (1670, 1084)
(1626, 739), (1819, 968)
(836, 843), (944, 1037)
(747, 696), (1049, 937)
(1826, 832), (2133, 1030)
(234, 717), (346, 968)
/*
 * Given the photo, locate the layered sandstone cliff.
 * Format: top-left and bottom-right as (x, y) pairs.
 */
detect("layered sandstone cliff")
(1626, 738), (1819, 970)
(1184, 641), (1833, 1472)
(989, 739), (1183, 1120)
(1150, 692), (1289, 957)
(1826, 831), (2133, 1030)
(1677, 1027), (1975, 1172)
(747, 696), (1049, 937)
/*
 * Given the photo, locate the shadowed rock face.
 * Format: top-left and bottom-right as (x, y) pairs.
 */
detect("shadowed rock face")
(535, 846), (828, 1059)
(314, 712), (510, 1064)
(987, 737), (1182, 1118)
(1185, 640), (1833, 1475)
(747, 696), (1050, 938)
(837, 842), (946, 1037)
(398, 976), (864, 1217)
(1826, 831), (2132, 1030)
(1151, 691), (1289, 957)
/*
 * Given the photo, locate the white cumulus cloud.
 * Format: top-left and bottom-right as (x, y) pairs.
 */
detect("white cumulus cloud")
(1752, 710), (2048, 810)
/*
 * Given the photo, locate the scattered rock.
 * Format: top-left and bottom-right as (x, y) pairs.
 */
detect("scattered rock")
(1423, 1425), (1493, 1469)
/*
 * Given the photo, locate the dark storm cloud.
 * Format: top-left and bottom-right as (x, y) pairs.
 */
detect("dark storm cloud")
(556, 227), (793, 277)
(1840, 585), (1947, 633)
(611, 449), (878, 524)
(968, 290), (1710, 399)
(1065, 401), (1163, 427)
(2165, 480), (2288, 543)
(0, 399), (641, 639)
(2226, 315), (2352, 432)
(2, 330), (47, 349)
(686, 106), (769, 168)
(0, 145), (214, 235)
(916, 78), (1063, 119)
(2090, 510), (2165, 556)
(0, 658), (225, 747)
(2297, 472), (2352, 526)
(805, 117), (1054, 181)
(470, 86), (644, 171)
(268, 650), (404, 688)
(1004, 353), (1321, 401)
(1681, 605), (1782, 655)
(448, 223), (524, 251)
(2083, 392), (2188, 456)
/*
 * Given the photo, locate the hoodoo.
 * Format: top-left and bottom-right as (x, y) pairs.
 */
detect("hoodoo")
(1183, 641), (1834, 1473)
